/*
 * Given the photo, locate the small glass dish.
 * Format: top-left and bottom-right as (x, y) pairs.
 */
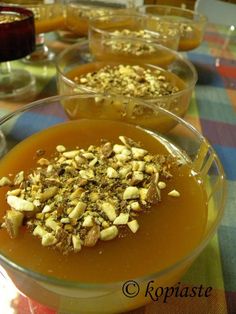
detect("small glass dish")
(137, 5), (207, 51)
(89, 13), (180, 51)
(0, 5), (36, 99)
(65, 0), (138, 37)
(56, 40), (197, 130)
(0, 93), (226, 313)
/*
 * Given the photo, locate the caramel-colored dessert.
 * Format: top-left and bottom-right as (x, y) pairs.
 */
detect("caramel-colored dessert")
(0, 119), (207, 283)
(90, 34), (176, 66)
(89, 16), (180, 52)
(31, 4), (65, 34)
(1, 2), (65, 34)
(178, 23), (203, 51)
(66, 5), (117, 36)
(58, 63), (190, 131)
(35, 15), (65, 35)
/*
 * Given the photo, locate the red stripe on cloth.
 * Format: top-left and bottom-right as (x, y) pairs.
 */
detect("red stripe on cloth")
(217, 65), (236, 79)
(204, 34), (226, 45)
(12, 295), (56, 314)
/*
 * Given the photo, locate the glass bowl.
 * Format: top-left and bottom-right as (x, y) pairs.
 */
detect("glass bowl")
(65, 1), (138, 37)
(137, 5), (207, 51)
(0, 94), (226, 314)
(88, 13), (180, 51)
(56, 40), (197, 129)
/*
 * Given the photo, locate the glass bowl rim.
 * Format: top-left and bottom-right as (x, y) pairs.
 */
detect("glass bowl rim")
(56, 39), (198, 99)
(88, 12), (180, 38)
(137, 4), (208, 24)
(0, 93), (226, 290)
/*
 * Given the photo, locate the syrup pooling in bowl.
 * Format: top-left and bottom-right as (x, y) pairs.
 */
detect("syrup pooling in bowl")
(0, 120), (207, 283)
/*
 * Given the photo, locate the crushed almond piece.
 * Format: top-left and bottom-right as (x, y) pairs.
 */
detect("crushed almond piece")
(168, 189), (180, 197)
(41, 233), (57, 246)
(14, 171), (24, 185)
(56, 145), (66, 153)
(100, 225), (118, 241)
(84, 225), (100, 247)
(72, 234), (82, 252)
(7, 195), (34, 212)
(123, 186), (140, 200)
(4, 210), (24, 238)
(158, 181), (166, 189)
(0, 176), (12, 187)
(127, 220), (139, 233)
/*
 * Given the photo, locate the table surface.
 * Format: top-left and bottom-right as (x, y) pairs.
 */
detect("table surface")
(0, 24), (235, 314)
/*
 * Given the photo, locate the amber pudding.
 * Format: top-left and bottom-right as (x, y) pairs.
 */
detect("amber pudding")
(26, 3), (65, 34)
(89, 14), (180, 54)
(89, 34), (177, 67)
(66, 3), (127, 37)
(0, 118), (208, 283)
(138, 5), (207, 51)
(57, 60), (195, 131)
(3, 1), (66, 34)
(56, 42), (197, 127)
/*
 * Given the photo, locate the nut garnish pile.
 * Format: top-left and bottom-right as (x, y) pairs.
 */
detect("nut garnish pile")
(0, 136), (180, 254)
(0, 14), (23, 24)
(75, 65), (179, 98)
(103, 29), (158, 55)
(72, 5), (112, 19)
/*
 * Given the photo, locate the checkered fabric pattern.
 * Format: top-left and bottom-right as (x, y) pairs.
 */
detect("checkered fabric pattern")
(0, 24), (235, 314)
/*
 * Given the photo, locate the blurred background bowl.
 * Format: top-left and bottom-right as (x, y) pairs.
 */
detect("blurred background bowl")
(88, 13), (180, 51)
(137, 5), (207, 51)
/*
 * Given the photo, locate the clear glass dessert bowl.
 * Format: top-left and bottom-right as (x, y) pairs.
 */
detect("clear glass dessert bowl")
(65, 0), (137, 38)
(0, 94), (226, 314)
(137, 5), (207, 51)
(88, 13), (180, 51)
(56, 40), (197, 129)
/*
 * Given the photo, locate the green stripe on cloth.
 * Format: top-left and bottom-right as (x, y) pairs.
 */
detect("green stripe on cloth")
(183, 235), (225, 289)
(196, 86), (236, 125)
(187, 91), (199, 117)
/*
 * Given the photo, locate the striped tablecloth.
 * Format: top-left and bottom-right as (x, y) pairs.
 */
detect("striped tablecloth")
(0, 24), (235, 314)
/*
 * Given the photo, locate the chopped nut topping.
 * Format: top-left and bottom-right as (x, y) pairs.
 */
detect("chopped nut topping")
(168, 189), (180, 197)
(74, 64), (180, 98)
(70, 5), (113, 19)
(0, 137), (180, 254)
(0, 176), (12, 187)
(102, 27), (177, 56)
(111, 28), (176, 40)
